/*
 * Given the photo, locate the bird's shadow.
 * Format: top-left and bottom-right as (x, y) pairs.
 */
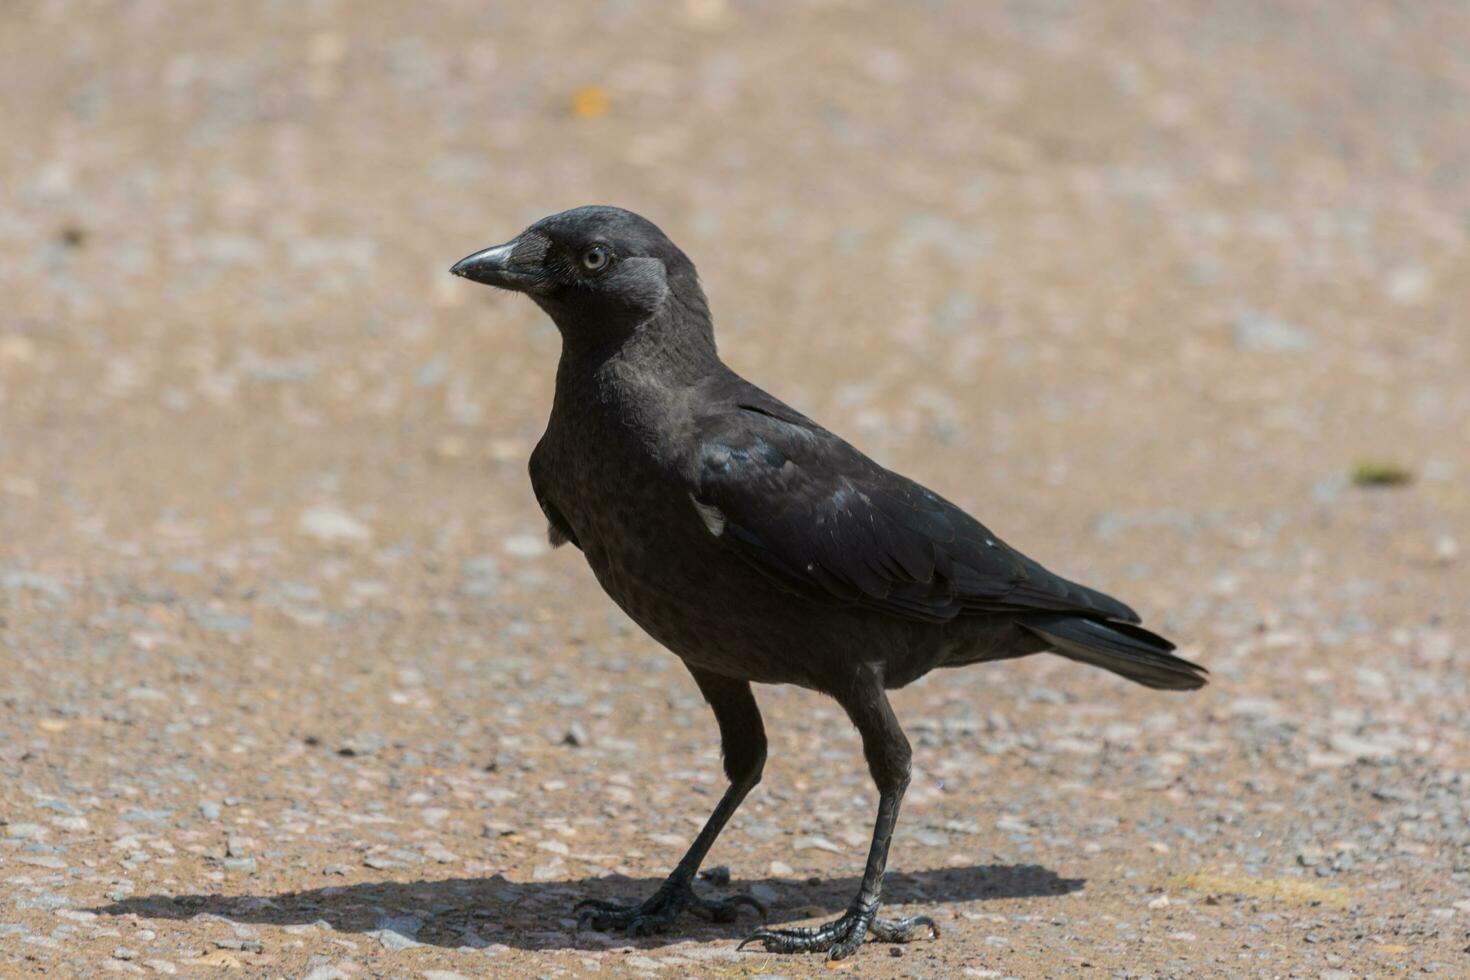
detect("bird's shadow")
(92, 865), (1083, 951)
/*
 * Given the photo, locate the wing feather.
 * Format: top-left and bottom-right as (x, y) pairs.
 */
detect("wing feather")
(692, 400), (1137, 624)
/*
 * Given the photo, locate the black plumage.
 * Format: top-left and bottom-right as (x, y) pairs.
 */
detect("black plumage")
(451, 206), (1206, 960)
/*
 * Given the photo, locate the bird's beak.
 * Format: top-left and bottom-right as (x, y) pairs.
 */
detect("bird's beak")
(449, 239), (534, 291)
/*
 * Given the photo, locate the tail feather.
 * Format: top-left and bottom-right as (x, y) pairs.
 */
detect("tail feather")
(1020, 615), (1207, 691)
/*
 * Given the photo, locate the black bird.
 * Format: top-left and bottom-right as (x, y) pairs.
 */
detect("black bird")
(451, 206), (1206, 960)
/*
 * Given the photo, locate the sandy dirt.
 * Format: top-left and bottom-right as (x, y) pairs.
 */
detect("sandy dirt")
(2, 1), (1468, 977)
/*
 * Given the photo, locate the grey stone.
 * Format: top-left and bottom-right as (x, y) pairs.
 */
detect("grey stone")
(1233, 312), (1316, 352)
(368, 914), (424, 952)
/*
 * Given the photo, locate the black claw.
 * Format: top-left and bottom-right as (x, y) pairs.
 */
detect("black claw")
(738, 906), (939, 957)
(869, 913), (941, 943)
(735, 934), (793, 952)
(693, 901), (734, 923)
(573, 897), (622, 913)
(698, 892), (768, 923)
(574, 878), (764, 937)
(731, 894), (768, 920)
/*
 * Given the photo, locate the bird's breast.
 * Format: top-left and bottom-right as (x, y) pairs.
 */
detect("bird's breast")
(530, 416), (820, 686)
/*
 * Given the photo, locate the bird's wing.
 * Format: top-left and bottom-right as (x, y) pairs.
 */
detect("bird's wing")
(536, 486), (579, 550)
(691, 398), (1138, 624)
(529, 442), (580, 550)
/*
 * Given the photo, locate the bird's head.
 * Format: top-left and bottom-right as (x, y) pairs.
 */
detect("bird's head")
(451, 206), (705, 337)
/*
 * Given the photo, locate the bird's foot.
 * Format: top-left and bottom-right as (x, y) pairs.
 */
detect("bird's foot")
(737, 903), (939, 960)
(575, 878), (766, 937)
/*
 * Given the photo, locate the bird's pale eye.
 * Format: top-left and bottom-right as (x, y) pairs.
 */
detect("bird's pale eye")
(580, 245), (610, 273)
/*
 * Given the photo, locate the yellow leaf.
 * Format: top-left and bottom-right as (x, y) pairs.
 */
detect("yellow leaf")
(570, 85), (609, 119)
(1168, 870), (1351, 908)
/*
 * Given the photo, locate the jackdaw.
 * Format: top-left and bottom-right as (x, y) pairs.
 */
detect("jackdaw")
(451, 206), (1206, 959)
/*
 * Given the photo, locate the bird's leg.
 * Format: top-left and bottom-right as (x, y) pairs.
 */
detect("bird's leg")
(576, 669), (768, 937)
(739, 676), (939, 959)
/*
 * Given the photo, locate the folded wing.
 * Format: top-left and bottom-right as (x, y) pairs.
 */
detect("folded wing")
(691, 398), (1140, 625)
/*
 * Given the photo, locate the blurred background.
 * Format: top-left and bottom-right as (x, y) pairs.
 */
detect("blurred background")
(2, 1), (1467, 975)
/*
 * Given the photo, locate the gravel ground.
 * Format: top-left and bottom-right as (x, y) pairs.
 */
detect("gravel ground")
(3, 1), (1468, 977)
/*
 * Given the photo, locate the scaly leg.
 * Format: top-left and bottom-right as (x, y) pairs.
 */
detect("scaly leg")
(576, 669), (768, 936)
(739, 673), (938, 959)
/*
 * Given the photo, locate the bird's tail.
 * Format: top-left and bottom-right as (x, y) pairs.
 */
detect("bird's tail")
(1019, 615), (1207, 691)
